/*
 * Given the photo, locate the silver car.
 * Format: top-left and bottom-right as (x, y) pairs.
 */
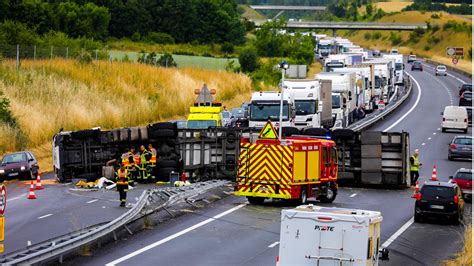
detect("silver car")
(435, 65), (447, 76)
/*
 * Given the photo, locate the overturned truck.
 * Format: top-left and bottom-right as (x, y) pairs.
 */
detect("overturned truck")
(53, 124), (410, 187)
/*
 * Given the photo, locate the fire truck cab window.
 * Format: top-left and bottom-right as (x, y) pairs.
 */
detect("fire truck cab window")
(323, 147), (329, 164)
(332, 147), (337, 163)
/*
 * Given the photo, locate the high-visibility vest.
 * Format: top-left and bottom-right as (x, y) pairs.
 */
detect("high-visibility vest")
(141, 150), (151, 164)
(410, 155), (420, 171)
(133, 154), (140, 166)
(150, 148), (157, 164)
(121, 153), (131, 167)
(116, 169), (129, 185)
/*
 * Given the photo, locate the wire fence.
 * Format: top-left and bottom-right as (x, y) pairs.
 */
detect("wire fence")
(0, 44), (239, 70)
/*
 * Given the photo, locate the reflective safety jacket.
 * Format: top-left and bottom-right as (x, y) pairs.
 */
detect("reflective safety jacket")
(410, 155), (420, 172)
(150, 148), (157, 164)
(121, 152), (131, 167)
(116, 169), (129, 185)
(141, 150), (151, 164)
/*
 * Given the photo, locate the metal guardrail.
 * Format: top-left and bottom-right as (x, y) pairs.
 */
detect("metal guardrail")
(1, 180), (228, 265)
(348, 74), (413, 132)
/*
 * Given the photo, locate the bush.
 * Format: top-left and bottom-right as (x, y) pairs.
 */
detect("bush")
(145, 32), (175, 44)
(131, 32), (141, 42)
(238, 47), (259, 73)
(431, 13), (441, 19)
(221, 42), (234, 54)
(372, 32), (382, 40)
(364, 32), (371, 40)
(0, 91), (16, 126)
(431, 24), (440, 32)
(157, 53), (177, 67)
(77, 51), (93, 64)
(389, 32), (402, 46)
(0, 21), (38, 45)
(424, 45), (431, 51)
(428, 35), (441, 45)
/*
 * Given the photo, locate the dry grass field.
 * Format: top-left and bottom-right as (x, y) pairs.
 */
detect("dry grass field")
(0, 60), (252, 170)
(374, 1), (413, 13)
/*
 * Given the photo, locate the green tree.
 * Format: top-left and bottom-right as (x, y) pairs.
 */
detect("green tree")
(366, 2), (374, 17)
(239, 47), (259, 73)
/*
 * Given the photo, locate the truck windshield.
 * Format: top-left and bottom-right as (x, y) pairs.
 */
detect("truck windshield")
(187, 120), (217, 129)
(395, 63), (403, 70)
(332, 95), (341, 109)
(250, 102), (289, 121)
(326, 62), (344, 72)
(374, 76), (382, 89)
(295, 100), (316, 115)
(319, 45), (330, 50)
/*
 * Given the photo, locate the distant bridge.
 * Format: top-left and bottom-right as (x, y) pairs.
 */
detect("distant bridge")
(253, 20), (428, 36)
(249, 5), (326, 11)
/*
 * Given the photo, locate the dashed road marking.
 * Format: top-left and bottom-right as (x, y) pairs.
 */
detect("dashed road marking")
(106, 203), (247, 265)
(350, 193), (357, 197)
(433, 132), (436, 135)
(9, 194), (27, 201)
(422, 143), (426, 146)
(87, 199), (99, 204)
(428, 137), (431, 140)
(438, 128), (441, 131)
(27, 241), (31, 246)
(38, 213), (53, 219)
(268, 241), (280, 248)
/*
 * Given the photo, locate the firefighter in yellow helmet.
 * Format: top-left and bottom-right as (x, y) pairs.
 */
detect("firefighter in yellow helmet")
(116, 165), (130, 207)
(139, 145), (152, 182)
(148, 144), (157, 181)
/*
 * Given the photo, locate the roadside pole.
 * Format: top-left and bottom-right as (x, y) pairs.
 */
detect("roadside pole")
(0, 185), (6, 253)
(278, 60), (289, 141)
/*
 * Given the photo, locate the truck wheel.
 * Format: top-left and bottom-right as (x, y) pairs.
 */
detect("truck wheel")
(441, 128), (446, 133)
(247, 196), (265, 205)
(149, 129), (176, 139)
(299, 188), (308, 205)
(319, 186), (337, 203)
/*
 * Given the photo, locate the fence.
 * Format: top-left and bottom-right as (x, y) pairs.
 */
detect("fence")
(0, 44), (239, 70)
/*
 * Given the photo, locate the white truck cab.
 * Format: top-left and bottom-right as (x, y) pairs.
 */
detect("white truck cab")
(278, 205), (387, 266)
(383, 54), (404, 85)
(248, 91), (295, 129)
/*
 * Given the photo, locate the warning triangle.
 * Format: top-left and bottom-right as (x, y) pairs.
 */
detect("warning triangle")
(258, 121), (278, 140)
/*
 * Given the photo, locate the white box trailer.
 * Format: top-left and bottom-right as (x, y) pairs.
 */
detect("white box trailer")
(278, 205), (387, 266)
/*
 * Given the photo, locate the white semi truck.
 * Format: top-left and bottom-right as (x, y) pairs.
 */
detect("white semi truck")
(317, 39), (335, 59)
(383, 54), (404, 85)
(248, 91), (295, 129)
(283, 79), (333, 129)
(316, 71), (357, 128)
(278, 205), (388, 266)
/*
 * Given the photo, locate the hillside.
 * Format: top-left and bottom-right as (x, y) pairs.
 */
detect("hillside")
(0, 60), (252, 170)
(343, 11), (472, 72)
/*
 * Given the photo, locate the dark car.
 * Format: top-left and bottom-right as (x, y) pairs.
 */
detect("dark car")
(459, 91), (472, 107)
(413, 181), (465, 224)
(0, 151), (39, 180)
(449, 168), (472, 200)
(458, 83), (472, 97)
(229, 108), (249, 128)
(411, 61), (423, 71)
(448, 135), (472, 160)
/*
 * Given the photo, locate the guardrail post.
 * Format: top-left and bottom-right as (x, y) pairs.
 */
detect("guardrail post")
(16, 45), (19, 70)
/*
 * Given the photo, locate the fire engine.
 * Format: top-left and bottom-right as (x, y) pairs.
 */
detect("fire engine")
(235, 121), (338, 204)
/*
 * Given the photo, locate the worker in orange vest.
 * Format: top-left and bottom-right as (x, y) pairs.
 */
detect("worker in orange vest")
(115, 166), (130, 207)
(120, 149), (132, 169)
(133, 152), (141, 182)
(148, 144), (157, 181)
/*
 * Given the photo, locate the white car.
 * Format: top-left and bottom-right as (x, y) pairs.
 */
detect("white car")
(442, 106), (468, 133)
(435, 65), (447, 76)
(407, 55), (416, 63)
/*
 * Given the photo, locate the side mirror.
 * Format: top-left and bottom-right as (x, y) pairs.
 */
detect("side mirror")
(28, 158), (34, 162)
(379, 248), (389, 261)
(449, 175), (454, 179)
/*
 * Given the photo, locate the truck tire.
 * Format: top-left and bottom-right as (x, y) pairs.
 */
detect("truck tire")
(149, 129), (176, 139)
(299, 188), (308, 205)
(71, 129), (98, 139)
(226, 129), (237, 150)
(112, 129), (121, 142)
(331, 129), (354, 139)
(157, 160), (179, 169)
(130, 127), (140, 141)
(120, 128), (130, 142)
(149, 122), (177, 132)
(139, 126), (148, 140)
(319, 186), (337, 203)
(247, 196), (265, 205)
(158, 143), (172, 156)
(303, 127), (329, 137)
(282, 127), (300, 137)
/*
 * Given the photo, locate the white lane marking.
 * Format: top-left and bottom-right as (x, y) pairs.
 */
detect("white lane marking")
(106, 203), (247, 266)
(433, 132), (436, 135)
(433, 77), (454, 105)
(383, 72), (421, 132)
(27, 241), (31, 246)
(87, 199), (98, 204)
(350, 193), (357, 197)
(428, 137), (431, 140)
(38, 213), (53, 219)
(437, 128), (441, 131)
(421, 143), (426, 146)
(268, 241), (280, 248)
(382, 218), (414, 248)
(9, 194), (27, 201)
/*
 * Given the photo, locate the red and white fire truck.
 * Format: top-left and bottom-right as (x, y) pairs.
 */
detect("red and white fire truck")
(234, 121), (338, 205)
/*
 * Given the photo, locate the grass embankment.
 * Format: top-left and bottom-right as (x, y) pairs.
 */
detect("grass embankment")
(443, 226), (472, 266)
(344, 11), (472, 72)
(239, 5), (267, 21)
(0, 60), (252, 171)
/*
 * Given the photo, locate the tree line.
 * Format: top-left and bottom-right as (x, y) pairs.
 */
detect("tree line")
(0, 0), (246, 44)
(402, 0), (472, 15)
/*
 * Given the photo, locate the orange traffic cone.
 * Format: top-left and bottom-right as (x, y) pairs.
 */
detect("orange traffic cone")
(431, 165), (438, 181)
(415, 181), (420, 192)
(35, 171), (43, 190)
(27, 180), (36, 199)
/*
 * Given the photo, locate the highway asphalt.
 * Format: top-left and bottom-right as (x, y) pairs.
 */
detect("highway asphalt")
(65, 64), (472, 265)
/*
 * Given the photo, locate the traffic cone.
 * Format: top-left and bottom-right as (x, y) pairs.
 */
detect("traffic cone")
(181, 172), (187, 183)
(35, 171), (43, 190)
(415, 181), (420, 193)
(431, 165), (438, 181)
(27, 180), (37, 199)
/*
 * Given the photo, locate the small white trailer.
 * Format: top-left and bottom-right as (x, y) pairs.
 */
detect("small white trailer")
(278, 205), (388, 266)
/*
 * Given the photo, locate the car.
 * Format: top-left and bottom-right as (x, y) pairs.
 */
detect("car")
(413, 181), (465, 224)
(411, 61), (423, 71)
(372, 49), (381, 57)
(435, 65), (447, 76)
(390, 48), (398, 54)
(0, 151), (39, 181)
(448, 135), (472, 160)
(459, 91), (472, 107)
(459, 83), (472, 97)
(407, 54), (416, 63)
(449, 168), (472, 200)
(221, 111), (232, 127)
(229, 108), (249, 128)
(441, 106), (468, 133)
